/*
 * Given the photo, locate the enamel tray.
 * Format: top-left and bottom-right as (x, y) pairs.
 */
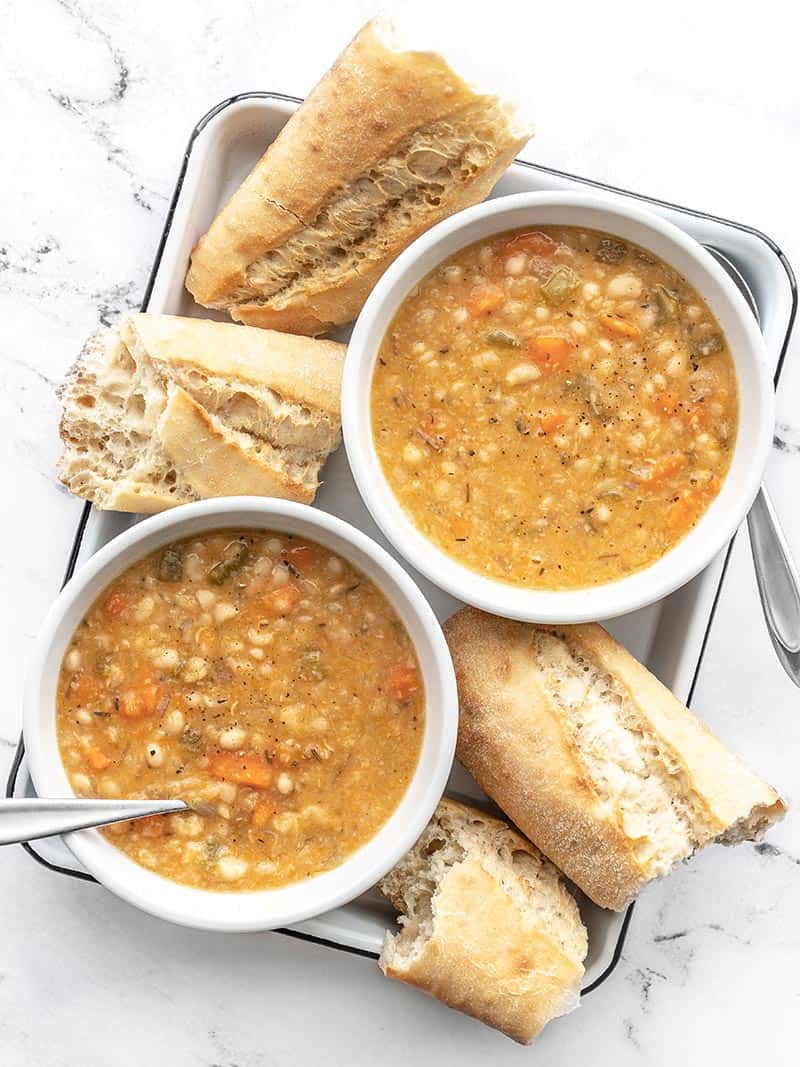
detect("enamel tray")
(8, 92), (796, 995)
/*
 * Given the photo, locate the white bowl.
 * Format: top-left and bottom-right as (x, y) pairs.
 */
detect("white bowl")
(24, 498), (457, 931)
(343, 191), (775, 622)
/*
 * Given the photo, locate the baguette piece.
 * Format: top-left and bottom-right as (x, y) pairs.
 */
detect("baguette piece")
(377, 798), (587, 1045)
(57, 313), (345, 512)
(185, 18), (532, 335)
(445, 609), (786, 911)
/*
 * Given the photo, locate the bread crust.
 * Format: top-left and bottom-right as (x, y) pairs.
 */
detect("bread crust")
(57, 313), (343, 512)
(185, 19), (531, 334)
(378, 797), (586, 1045)
(122, 314), (343, 416)
(157, 386), (315, 503)
(444, 608), (786, 910)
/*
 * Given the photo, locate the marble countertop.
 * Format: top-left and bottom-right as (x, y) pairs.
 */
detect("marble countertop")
(1, 2), (798, 1063)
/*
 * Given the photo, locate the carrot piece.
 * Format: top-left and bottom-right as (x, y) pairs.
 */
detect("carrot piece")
(209, 751), (273, 790)
(642, 453), (688, 483)
(262, 585), (301, 617)
(86, 746), (112, 771)
(501, 231), (556, 258)
(539, 409), (567, 434)
(252, 802), (273, 830)
(388, 664), (419, 703)
(598, 313), (642, 339)
(286, 544), (320, 573)
(118, 673), (163, 719)
(102, 590), (128, 617)
(467, 283), (505, 316)
(527, 336), (572, 373)
(138, 814), (166, 839)
(450, 515), (469, 540)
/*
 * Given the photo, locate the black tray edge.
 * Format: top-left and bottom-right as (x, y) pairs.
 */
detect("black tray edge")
(7, 90), (797, 995)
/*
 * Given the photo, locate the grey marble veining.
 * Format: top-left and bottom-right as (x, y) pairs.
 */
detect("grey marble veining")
(1, 2), (798, 1064)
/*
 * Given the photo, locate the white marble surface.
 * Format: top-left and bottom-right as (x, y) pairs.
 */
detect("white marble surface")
(1, 1), (798, 1062)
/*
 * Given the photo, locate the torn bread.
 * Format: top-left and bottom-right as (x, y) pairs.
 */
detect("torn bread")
(185, 18), (532, 335)
(377, 798), (587, 1045)
(57, 313), (345, 512)
(444, 609), (786, 911)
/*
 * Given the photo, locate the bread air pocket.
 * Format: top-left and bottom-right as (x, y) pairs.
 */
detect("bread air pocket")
(57, 312), (345, 512)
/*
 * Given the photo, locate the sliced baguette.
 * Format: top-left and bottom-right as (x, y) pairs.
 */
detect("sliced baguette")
(444, 608), (786, 911)
(57, 313), (345, 512)
(377, 797), (587, 1045)
(185, 18), (532, 335)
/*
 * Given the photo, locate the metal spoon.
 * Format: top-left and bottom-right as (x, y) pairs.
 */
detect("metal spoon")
(707, 247), (800, 685)
(0, 798), (188, 846)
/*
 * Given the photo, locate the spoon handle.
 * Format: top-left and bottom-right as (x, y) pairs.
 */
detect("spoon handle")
(747, 485), (800, 686)
(0, 798), (188, 845)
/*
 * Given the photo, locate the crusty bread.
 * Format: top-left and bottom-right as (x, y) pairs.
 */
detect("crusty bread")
(377, 797), (587, 1045)
(57, 313), (345, 512)
(185, 18), (532, 335)
(445, 609), (786, 911)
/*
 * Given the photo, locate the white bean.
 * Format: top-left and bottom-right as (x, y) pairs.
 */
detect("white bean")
(76, 709), (92, 726)
(153, 647), (180, 671)
(277, 773), (294, 795)
(607, 273), (642, 299)
(402, 443), (424, 465)
(504, 253), (527, 276)
(72, 773), (91, 795)
(196, 589), (216, 609)
(164, 709), (185, 736)
(219, 726), (246, 750)
(65, 648), (82, 671)
(214, 602), (238, 623)
(146, 743), (164, 768)
(133, 596), (155, 622)
(217, 856), (248, 881)
(506, 364), (541, 386)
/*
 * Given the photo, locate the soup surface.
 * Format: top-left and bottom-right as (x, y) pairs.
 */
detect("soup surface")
(371, 226), (739, 589)
(56, 530), (424, 891)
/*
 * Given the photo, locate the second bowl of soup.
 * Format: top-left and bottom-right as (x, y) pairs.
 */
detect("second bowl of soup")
(344, 192), (773, 622)
(25, 498), (457, 930)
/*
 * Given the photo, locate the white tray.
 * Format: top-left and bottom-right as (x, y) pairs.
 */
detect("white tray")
(10, 92), (796, 993)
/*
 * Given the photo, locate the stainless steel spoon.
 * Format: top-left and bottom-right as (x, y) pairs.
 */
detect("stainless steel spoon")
(0, 798), (188, 846)
(707, 247), (800, 685)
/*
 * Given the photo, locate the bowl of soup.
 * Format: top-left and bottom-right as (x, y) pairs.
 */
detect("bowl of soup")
(24, 498), (457, 930)
(343, 191), (774, 622)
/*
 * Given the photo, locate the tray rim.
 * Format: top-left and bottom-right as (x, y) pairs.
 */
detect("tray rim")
(7, 90), (797, 997)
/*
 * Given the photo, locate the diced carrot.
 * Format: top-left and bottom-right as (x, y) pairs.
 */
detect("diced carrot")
(208, 751), (273, 790)
(598, 313), (642, 339)
(642, 453), (688, 483)
(252, 802), (273, 830)
(118, 673), (163, 719)
(467, 283), (505, 316)
(527, 336), (572, 373)
(138, 814), (166, 839)
(450, 515), (469, 540)
(668, 491), (702, 530)
(262, 585), (302, 617)
(286, 544), (320, 572)
(86, 746), (112, 771)
(677, 402), (709, 432)
(388, 664), (419, 703)
(539, 409), (567, 434)
(501, 231), (557, 258)
(102, 590), (128, 617)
